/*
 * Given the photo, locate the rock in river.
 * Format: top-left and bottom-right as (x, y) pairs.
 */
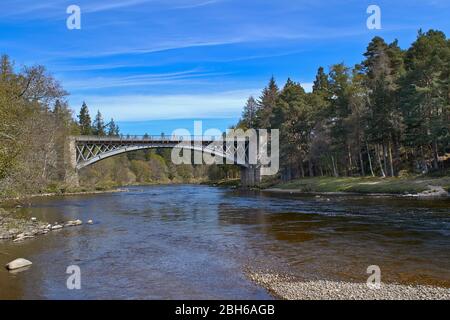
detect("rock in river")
(6, 258), (32, 270)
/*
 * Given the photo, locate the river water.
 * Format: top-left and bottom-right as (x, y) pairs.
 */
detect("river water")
(0, 185), (449, 299)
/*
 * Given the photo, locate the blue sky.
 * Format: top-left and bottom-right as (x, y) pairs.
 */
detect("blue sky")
(1, 0), (449, 134)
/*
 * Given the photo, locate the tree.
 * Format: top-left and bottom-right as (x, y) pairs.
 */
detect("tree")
(273, 78), (310, 178)
(400, 30), (450, 171)
(328, 63), (352, 176)
(92, 110), (106, 136)
(78, 102), (92, 135)
(240, 96), (258, 128)
(256, 76), (279, 128)
(362, 36), (404, 176)
(107, 118), (120, 136)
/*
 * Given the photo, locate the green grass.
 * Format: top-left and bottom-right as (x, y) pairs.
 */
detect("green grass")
(274, 176), (450, 194)
(207, 179), (241, 187)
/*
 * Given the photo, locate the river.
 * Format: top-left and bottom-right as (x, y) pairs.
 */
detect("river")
(0, 185), (449, 299)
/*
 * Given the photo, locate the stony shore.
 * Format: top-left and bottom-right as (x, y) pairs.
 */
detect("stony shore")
(264, 185), (449, 198)
(0, 208), (89, 242)
(248, 272), (450, 300)
(0, 188), (128, 204)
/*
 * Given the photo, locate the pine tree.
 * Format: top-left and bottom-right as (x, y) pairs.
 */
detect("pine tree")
(93, 110), (105, 136)
(78, 102), (92, 135)
(362, 36), (404, 176)
(107, 118), (120, 136)
(400, 29), (449, 171)
(274, 79), (310, 178)
(328, 63), (352, 176)
(241, 96), (258, 128)
(256, 76), (279, 128)
(312, 67), (330, 94)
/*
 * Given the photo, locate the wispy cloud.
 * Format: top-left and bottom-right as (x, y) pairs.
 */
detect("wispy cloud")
(84, 0), (155, 13)
(171, 0), (223, 10)
(63, 69), (231, 90)
(69, 89), (259, 121)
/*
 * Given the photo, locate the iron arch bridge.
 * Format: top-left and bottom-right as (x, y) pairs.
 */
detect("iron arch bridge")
(66, 135), (263, 187)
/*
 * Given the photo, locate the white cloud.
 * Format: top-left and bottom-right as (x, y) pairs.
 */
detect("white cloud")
(69, 89), (260, 121)
(62, 69), (229, 90)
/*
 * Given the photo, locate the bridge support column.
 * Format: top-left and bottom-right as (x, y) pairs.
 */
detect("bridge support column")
(240, 165), (261, 188)
(64, 137), (79, 188)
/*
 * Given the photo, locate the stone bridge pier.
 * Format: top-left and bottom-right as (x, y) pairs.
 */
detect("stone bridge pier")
(64, 137), (80, 188)
(240, 165), (261, 188)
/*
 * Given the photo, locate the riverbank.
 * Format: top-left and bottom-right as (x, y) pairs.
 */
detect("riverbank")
(248, 272), (450, 300)
(266, 176), (450, 197)
(0, 186), (126, 242)
(0, 208), (89, 242)
(0, 188), (128, 206)
(0, 208), (48, 241)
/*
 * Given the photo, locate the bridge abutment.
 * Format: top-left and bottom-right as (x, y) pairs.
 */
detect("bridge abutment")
(64, 137), (79, 188)
(240, 165), (261, 188)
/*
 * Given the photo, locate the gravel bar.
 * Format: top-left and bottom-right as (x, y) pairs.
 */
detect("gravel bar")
(248, 273), (450, 300)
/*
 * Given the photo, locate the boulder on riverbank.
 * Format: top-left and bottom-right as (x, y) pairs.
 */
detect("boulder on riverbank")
(5, 258), (32, 270)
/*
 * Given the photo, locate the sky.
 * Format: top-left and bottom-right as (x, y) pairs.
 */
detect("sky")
(1, 0), (449, 134)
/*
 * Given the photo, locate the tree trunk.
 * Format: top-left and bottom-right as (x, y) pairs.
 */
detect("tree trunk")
(299, 160), (305, 178)
(308, 160), (314, 177)
(347, 145), (352, 176)
(376, 144), (386, 178)
(388, 139), (395, 177)
(393, 135), (401, 171)
(432, 140), (439, 170)
(331, 155), (339, 177)
(359, 149), (365, 177)
(382, 143), (388, 177)
(366, 141), (375, 177)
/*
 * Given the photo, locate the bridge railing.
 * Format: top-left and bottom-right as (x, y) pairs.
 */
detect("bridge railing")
(74, 135), (224, 142)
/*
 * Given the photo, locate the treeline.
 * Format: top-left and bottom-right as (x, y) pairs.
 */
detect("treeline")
(0, 55), (78, 196)
(238, 30), (449, 180)
(0, 56), (235, 197)
(77, 102), (120, 136)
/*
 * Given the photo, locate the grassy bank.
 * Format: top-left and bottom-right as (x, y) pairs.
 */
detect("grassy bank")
(270, 176), (450, 195)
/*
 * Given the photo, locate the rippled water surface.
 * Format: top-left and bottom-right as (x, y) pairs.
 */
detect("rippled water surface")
(1, 185), (449, 299)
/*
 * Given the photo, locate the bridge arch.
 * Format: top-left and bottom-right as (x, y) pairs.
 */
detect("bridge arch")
(66, 136), (261, 188)
(75, 144), (248, 170)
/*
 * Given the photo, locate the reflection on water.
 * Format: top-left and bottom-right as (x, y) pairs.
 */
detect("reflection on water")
(0, 185), (449, 299)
